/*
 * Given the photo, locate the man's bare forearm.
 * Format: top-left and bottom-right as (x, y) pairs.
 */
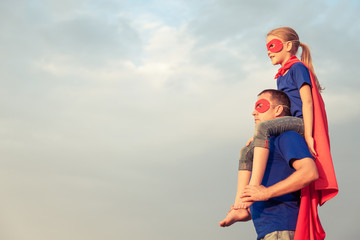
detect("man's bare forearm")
(266, 157), (318, 199)
(242, 157), (318, 202)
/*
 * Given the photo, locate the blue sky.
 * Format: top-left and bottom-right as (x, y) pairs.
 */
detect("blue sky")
(0, 0), (359, 239)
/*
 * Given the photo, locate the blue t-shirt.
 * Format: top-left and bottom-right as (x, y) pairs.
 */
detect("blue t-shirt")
(277, 62), (312, 118)
(250, 131), (313, 240)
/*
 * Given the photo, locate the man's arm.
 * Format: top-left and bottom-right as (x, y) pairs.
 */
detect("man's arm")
(241, 157), (318, 202)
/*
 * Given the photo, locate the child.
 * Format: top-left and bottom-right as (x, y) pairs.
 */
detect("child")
(220, 26), (327, 227)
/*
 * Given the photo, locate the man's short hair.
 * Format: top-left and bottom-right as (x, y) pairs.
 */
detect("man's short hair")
(258, 89), (291, 116)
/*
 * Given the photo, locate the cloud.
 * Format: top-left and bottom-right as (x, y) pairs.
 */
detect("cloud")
(0, 0), (359, 239)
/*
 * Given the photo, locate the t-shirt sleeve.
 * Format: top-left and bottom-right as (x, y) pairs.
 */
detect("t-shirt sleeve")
(291, 63), (312, 90)
(276, 131), (313, 167)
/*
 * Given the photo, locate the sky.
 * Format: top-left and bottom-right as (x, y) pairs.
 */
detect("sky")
(0, 0), (359, 239)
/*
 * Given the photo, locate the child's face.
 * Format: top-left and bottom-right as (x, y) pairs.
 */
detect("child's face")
(266, 35), (291, 66)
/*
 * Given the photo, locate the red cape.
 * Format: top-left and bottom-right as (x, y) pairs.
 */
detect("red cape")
(276, 56), (339, 240)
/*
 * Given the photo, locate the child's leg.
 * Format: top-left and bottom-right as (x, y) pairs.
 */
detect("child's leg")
(236, 144), (254, 206)
(220, 145), (253, 227)
(233, 169), (252, 208)
(219, 170), (252, 227)
(250, 117), (304, 186)
(249, 147), (269, 185)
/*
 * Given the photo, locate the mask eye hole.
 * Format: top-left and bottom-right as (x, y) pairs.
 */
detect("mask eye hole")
(255, 99), (270, 113)
(267, 39), (283, 53)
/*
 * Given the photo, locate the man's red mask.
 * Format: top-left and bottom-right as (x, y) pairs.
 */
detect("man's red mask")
(255, 99), (271, 113)
(267, 39), (283, 53)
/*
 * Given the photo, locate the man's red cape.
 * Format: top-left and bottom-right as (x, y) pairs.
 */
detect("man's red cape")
(276, 56), (339, 240)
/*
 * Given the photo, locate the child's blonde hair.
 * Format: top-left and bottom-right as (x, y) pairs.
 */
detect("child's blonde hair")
(267, 27), (323, 92)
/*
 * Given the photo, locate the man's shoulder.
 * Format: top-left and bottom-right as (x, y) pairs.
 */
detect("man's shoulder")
(274, 131), (306, 148)
(278, 131), (303, 140)
(273, 131), (312, 159)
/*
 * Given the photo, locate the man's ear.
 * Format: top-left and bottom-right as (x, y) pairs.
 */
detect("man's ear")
(274, 105), (284, 117)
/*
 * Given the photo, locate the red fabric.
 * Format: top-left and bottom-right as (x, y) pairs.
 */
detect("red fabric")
(275, 56), (339, 240)
(274, 56), (299, 79)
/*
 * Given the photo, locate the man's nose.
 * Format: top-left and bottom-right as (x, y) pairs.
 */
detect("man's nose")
(252, 110), (257, 116)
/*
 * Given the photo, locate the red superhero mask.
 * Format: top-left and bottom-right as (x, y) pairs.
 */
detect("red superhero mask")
(255, 99), (271, 113)
(267, 38), (283, 53)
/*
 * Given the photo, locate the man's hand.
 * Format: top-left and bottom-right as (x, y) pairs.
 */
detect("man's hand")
(241, 185), (271, 202)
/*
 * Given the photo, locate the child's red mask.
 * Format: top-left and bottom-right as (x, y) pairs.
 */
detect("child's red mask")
(255, 99), (271, 113)
(267, 39), (283, 53)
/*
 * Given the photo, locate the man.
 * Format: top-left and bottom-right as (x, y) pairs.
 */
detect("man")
(220, 89), (318, 240)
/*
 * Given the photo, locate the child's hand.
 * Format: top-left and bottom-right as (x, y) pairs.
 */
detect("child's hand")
(246, 137), (254, 147)
(305, 136), (317, 157)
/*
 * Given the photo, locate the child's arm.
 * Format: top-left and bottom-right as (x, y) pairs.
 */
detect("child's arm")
(299, 84), (317, 156)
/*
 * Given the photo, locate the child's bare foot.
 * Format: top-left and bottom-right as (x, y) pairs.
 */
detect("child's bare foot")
(219, 208), (251, 227)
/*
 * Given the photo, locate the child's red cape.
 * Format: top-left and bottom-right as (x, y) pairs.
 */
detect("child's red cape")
(276, 56), (339, 240)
